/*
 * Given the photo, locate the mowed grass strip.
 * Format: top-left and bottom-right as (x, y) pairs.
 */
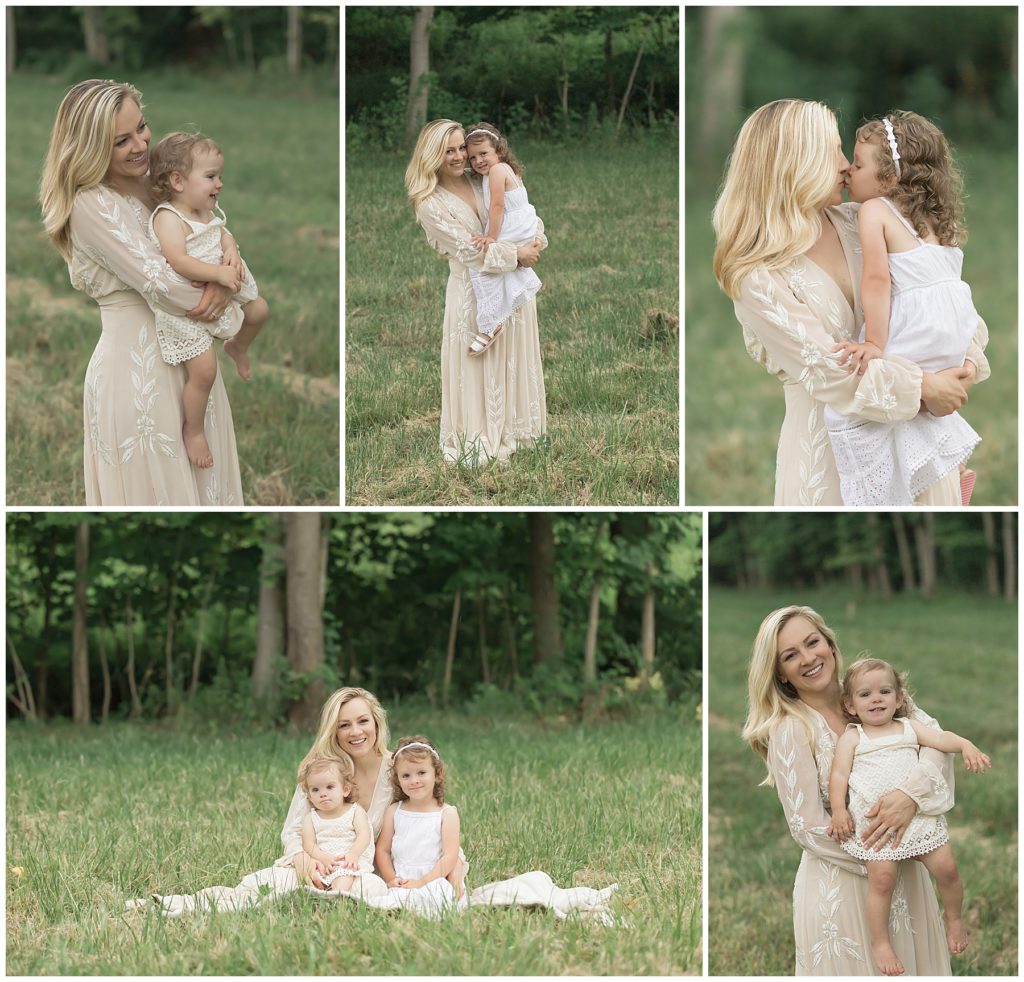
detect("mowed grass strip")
(346, 138), (679, 505)
(707, 587), (1017, 975)
(6, 72), (340, 505)
(7, 710), (701, 975)
(685, 151), (1018, 505)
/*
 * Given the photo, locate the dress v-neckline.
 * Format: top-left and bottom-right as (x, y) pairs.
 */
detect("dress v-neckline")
(436, 178), (481, 221)
(801, 210), (857, 320)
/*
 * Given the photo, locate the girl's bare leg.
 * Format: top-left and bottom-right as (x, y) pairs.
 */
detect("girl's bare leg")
(182, 347), (218, 468)
(223, 298), (270, 381)
(919, 844), (968, 954)
(329, 874), (356, 895)
(866, 860), (904, 976)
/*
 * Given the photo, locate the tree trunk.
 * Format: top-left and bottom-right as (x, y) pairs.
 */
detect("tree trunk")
(443, 587), (461, 707)
(866, 512), (892, 598)
(641, 570), (656, 676)
(72, 522), (90, 725)
(982, 511), (1000, 596)
(164, 531), (183, 714)
(891, 514), (916, 592)
(6, 9), (15, 77)
(188, 569), (216, 700)
(913, 515), (936, 598)
(1002, 514), (1016, 600)
(697, 7), (743, 169)
(478, 591), (490, 685)
(405, 6), (434, 150)
(97, 630), (111, 723)
(616, 39), (645, 133)
(81, 7), (109, 64)
(287, 6), (302, 76)
(584, 579), (601, 684)
(6, 634), (36, 721)
(527, 515), (563, 664)
(285, 514), (326, 730)
(604, 27), (615, 114)
(125, 599), (142, 719)
(252, 515), (286, 703)
(502, 585), (519, 684)
(35, 536), (57, 720)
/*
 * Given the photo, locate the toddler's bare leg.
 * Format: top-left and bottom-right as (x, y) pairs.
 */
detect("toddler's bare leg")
(328, 874), (355, 895)
(181, 347), (218, 468)
(919, 844), (967, 954)
(866, 860), (904, 976)
(224, 297), (270, 381)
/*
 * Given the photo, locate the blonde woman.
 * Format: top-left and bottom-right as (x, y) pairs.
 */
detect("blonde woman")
(712, 100), (989, 506)
(39, 79), (243, 504)
(742, 606), (955, 975)
(405, 119), (546, 465)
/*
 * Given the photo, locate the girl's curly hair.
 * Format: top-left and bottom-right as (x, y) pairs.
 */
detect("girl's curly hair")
(390, 735), (446, 805)
(857, 110), (966, 246)
(149, 131), (222, 204)
(463, 121), (523, 177)
(298, 755), (357, 804)
(841, 657), (913, 722)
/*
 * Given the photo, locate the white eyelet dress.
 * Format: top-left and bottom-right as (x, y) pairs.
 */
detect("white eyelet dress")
(840, 717), (949, 862)
(388, 803), (466, 915)
(468, 176), (542, 336)
(826, 197), (980, 505)
(147, 202), (260, 365)
(311, 806), (377, 888)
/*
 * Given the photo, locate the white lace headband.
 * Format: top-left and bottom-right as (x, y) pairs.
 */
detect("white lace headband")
(465, 128), (496, 142)
(883, 117), (901, 179)
(394, 741), (439, 759)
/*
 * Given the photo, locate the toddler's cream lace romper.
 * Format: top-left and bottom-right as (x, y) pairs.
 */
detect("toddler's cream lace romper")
(311, 806), (377, 888)
(147, 202), (260, 364)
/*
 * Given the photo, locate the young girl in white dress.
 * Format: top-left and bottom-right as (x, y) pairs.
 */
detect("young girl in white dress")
(828, 110), (981, 505)
(298, 756), (375, 895)
(375, 735), (465, 914)
(463, 122), (542, 356)
(828, 658), (991, 976)
(148, 132), (270, 470)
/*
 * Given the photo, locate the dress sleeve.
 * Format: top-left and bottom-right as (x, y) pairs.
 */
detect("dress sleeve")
(767, 717), (867, 877)
(415, 195), (520, 274)
(901, 703), (955, 816)
(274, 785), (311, 867)
(69, 187), (205, 316)
(736, 267), (924, 424)
(964, 314), (991, 383)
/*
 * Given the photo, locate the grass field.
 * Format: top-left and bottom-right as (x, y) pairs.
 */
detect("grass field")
(6, 709), (700, 975)
(346, 138), (679, 505)
(6, 71), (340, 505)
(685, 150), (1018, 505)
(707, 587), (1018, 976)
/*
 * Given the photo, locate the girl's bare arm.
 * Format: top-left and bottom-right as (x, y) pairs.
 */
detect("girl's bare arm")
(153, 209), (238, 289)
(375, 804), (399, 885)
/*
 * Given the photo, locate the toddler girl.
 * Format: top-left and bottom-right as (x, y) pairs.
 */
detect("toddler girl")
(827, 110), (981, 505)
(148, 132), (270, 469)
(375, 735), (465, 911)
(298, 756), (375, 894)
(828, 658), (991, 976)
(463, 122), (542, 356)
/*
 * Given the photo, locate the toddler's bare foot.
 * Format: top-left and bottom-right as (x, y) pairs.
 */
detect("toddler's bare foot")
(944, 912), (969, 954)
(872, 941), (905, 976)
(223, 338), (251, 381)
(183, 426), (214, 469)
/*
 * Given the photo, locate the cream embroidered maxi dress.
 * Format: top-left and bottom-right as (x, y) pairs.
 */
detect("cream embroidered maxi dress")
(768, 704), (954, 975)
(733, 202), (989, 505)
(68, 186), (243, 505)
(415, 178), (547, 464)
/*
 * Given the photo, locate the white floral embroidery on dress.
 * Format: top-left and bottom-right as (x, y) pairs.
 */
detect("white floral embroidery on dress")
(889, 874), (916, 938)
(118, 325), (178, 463)
(810, 861), (865, 967)
(84, 351), (114, 466)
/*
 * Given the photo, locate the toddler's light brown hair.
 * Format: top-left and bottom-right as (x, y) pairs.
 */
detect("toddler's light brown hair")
(149, 131), (222, 204)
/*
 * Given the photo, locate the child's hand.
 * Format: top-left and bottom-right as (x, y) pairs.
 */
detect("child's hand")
(962, 743), (992, 773)
(388, 876), (410, 888)
(470, 234), (496, 252)
(215, 266), (242, 292)
(833, 340), (883, 375)
(341, 850), (361, 870)
(222, 248), (243, 276)
(828, 809), (855, 842)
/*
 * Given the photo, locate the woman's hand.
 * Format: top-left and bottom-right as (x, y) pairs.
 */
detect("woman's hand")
(920, 365), (972, 417)
(187, 281), (232, 322)
(516, 240), (541, 268)
(292, 850), (328, 890)
(861, 788), (917, 851)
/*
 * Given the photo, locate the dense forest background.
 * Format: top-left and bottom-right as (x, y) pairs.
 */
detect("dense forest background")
(6, 512), (701, 726)
(346, 6), (679, 150)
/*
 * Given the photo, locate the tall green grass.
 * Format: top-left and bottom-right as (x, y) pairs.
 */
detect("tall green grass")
(7, 710), (700, 975)
(346, 138), (679, 505)
(686, 151), (1018, 505)
(6, 72), (339, 504)
(707, 587), (1017, 975)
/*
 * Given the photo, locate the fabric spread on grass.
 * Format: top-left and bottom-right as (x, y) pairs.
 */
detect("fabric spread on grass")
(125, 867), (620, 924)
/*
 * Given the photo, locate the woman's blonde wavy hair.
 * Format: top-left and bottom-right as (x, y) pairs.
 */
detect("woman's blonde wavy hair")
(295, 687), (390, 783)
(405, 118), (464, 212)
(741, 605), (845, 786)
(856, 110), (965, 247)
(40, 79), (143, 262)
(713, 99), (841, 300)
